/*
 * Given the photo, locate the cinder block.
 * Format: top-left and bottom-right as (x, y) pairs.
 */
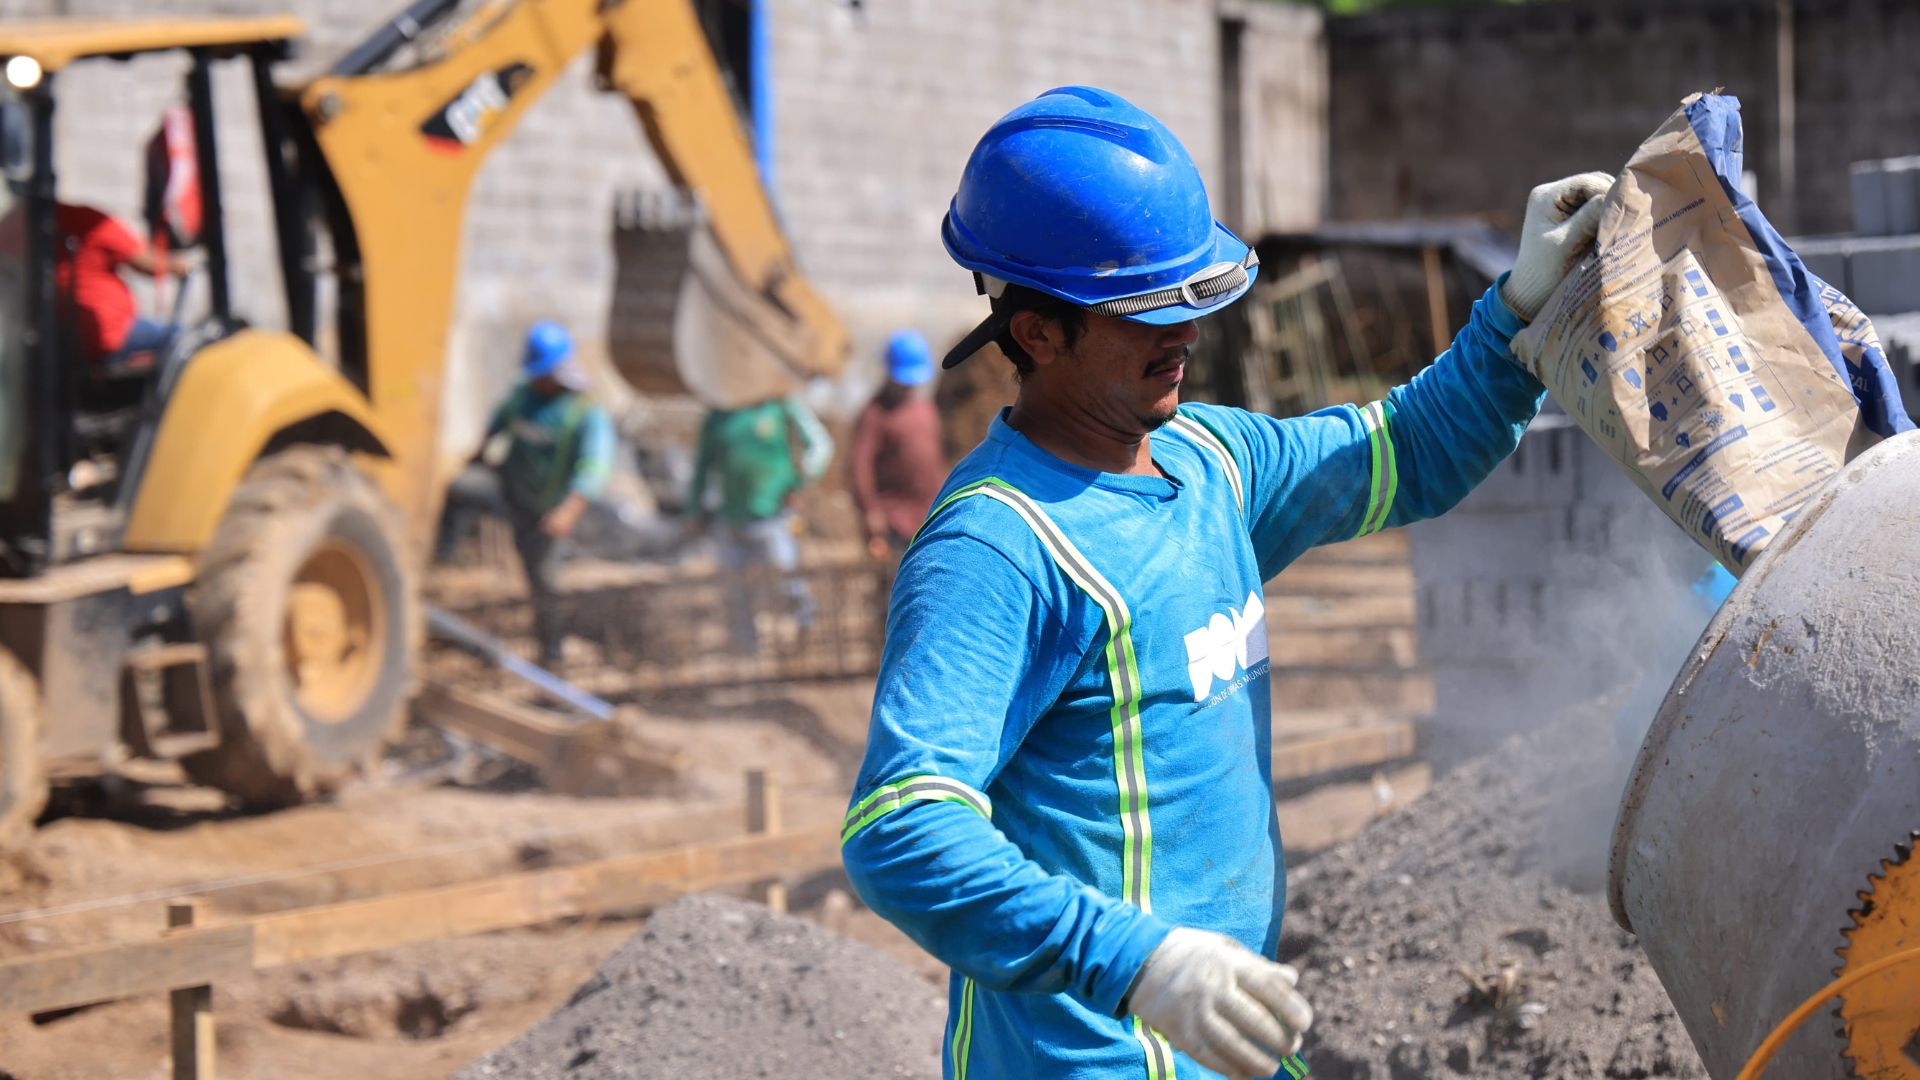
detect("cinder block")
(1844, 236), (1920, 315)
(1887, 157), (1920, 236)
(1850, 160), (1891, 237)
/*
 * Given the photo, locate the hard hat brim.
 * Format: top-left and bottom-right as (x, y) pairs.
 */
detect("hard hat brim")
(941, 223), (1257, 369)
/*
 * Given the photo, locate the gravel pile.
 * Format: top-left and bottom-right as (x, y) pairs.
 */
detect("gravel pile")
(457, 893), (945, 1079)
(1281, 710), (1707, 1079)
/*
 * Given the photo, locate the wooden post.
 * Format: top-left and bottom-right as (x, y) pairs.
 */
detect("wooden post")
(167, 901), (215, 1080)
(1421, 244), (1450, 357)
(745, 770), (787, 913)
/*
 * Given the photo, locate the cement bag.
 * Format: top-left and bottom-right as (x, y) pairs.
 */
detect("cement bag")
(1513, 93), (1913, 573)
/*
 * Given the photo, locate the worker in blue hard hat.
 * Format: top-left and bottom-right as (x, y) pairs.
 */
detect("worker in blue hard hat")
(849, 329), (947, 560)
(841, 85), (1610, 1080)
(435, 320), (615, 666)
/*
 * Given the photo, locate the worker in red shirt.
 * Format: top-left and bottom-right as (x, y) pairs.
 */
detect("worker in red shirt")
(848, 330), (947, 559)
(53, 202), (193, 368)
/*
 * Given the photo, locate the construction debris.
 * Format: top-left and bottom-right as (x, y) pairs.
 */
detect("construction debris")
(1279, 709), (1706, 1078)
(457, 893), (944, 1079)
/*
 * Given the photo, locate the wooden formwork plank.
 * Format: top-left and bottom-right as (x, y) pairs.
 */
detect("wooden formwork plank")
(1262, 592), (1415, 629)
(1270, 706), (1414, 741)
(1269, 669), (1435, 713)
(413, 680), (685, 793)
(1272, 721), (1419, 782)
(1264, 561), (1415, 597)
(250, 826), (839, 968)
(0, 924), (253, 1015)
(1286, 530), (1410, 565)
(1267, 625), (1418, 668)
(0, 822), (843, 1016)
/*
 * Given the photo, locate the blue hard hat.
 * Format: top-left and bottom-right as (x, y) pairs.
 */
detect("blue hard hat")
(522, 321), (574, 378)
(939, 85), (1258, 367)
(885, 330), (934, 386)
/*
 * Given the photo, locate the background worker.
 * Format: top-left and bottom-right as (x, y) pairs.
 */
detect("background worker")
(686, 393), (832, 653)
(848, 329), (946, 558)
(436, 321), (613, 667)
(839, 85), (1608, 1080)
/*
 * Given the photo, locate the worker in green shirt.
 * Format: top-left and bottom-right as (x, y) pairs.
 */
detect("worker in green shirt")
(686, 394), (831, 654)
(437, 322), (614, 666)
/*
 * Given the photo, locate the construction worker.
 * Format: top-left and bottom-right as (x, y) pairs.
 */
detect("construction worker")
(840, 85), (1609, 1080)
(436, 321), (613, 666)
(686, 393), (831, 654)
(848, 329), (946, 559)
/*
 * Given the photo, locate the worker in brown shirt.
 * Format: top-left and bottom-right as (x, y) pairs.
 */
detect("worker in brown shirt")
(849, 330), (946, 558)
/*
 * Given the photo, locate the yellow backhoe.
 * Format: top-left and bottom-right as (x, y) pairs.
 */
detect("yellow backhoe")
(0, 0), (846, 832)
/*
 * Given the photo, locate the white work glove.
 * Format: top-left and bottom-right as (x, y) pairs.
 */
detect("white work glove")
(1127, 928), (1313, 1080)
(1501, 171), (1615, 320)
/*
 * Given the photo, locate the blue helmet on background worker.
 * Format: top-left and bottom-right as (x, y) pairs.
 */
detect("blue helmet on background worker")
(939, 85), (1259, 367)
(522, 320), (575, 379)
(885, 330), (934, 386)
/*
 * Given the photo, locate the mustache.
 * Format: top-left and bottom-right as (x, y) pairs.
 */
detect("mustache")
(1145, 345), (1191, 376)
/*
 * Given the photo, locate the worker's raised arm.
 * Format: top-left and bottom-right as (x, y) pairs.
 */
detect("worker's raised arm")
(841, 526), (1173, 1014)
(1190, 173), (1611, 578)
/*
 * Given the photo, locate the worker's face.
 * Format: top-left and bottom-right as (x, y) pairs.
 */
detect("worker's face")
(1013, 309), (1200, 433)
(529, 375), (565, 398)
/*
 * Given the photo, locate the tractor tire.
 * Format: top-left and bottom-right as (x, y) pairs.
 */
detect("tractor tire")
(0, 646), (47, 845)
(183, 446), (419, 807)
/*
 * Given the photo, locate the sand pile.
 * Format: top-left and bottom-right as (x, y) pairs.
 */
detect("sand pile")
(459, 893), (945, 1079)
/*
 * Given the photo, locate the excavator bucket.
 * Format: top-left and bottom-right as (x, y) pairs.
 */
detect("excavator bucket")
(607, 190), (812, 408)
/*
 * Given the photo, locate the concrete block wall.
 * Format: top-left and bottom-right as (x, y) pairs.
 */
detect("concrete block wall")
(1325, 0), (1920, 239)
(1792, 0), (1920, 238)
(1327, 0), (1780, 232)
(768, 0), (1325, 393)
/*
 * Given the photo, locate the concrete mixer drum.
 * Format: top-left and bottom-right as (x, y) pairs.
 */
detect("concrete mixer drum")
(1607, 429), (1920, 1079)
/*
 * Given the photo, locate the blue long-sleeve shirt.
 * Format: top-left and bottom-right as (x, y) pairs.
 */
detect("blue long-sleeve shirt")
(842, 284), (1545, 1079)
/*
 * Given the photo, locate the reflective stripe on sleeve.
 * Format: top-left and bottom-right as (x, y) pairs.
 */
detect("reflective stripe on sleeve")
(1354, 399), (1399, 537)
(840, 775), (991, 845)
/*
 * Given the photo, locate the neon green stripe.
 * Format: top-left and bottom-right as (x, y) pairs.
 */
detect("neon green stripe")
(1114, 623), (1150, 910)
(1359, 401), (1398, 535)
(1374, 401), (1400, 533)
(840, 775), (991, 845)
(1171, 412), (1243, 512)
(951, 977), (975, 1079)
(915, 477), (1021, 545)
(1133, 1016), (1176, 1079)
(1356, 404), (1384, 538)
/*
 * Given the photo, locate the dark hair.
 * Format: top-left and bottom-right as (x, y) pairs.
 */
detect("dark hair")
(991, 284), (1086, 377)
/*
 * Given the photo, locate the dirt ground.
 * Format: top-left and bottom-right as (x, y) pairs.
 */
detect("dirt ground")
(0, 664), (1424, 1080)
(0, 675), (886, 1080)
(1281, 707), (1706, 1078)
(0, 533), (1693, 1080)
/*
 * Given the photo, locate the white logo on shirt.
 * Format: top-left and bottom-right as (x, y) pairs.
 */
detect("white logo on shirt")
(1182, 590), (1268, 702)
